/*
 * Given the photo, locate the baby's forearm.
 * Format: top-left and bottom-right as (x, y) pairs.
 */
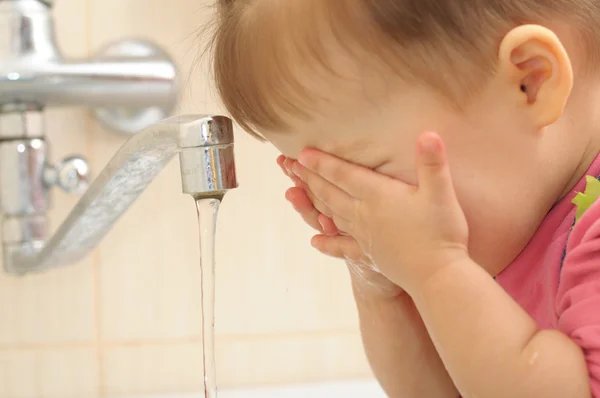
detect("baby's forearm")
(410, 257), (591, 398)
(352, 278), (459, 398)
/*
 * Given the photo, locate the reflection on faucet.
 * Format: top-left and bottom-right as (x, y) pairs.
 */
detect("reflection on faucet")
(1, 115), (238, 276)
(0, 0), (178, 134)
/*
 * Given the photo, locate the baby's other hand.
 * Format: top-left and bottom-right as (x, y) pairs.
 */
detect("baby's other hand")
(277, 155), (338, 234)
(277, 156), (403, 298)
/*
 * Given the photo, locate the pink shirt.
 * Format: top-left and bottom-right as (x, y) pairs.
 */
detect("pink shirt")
(497, 155), (600, 395)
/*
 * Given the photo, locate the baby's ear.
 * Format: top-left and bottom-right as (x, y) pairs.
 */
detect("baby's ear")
(497, 25), (573, 128)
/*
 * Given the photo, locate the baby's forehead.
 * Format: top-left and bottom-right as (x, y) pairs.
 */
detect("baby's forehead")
(267, 130), (367, 161)
(264, 107), (408, 169)
(263, 79), (459, 171)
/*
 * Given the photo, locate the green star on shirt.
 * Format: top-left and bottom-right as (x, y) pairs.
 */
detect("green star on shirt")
(572, 175), (600, 223)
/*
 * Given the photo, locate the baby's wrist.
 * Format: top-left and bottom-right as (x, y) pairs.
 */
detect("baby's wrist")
(347, 265), (406, 300)
(406, 248), (473, 296)
(351, 278), (414, 316)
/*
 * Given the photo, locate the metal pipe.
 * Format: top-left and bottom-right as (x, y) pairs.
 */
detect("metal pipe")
(0, 0), (178, 134)
(0, 59), (177, 108)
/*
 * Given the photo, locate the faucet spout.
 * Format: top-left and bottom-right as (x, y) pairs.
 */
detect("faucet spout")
(1, 115), (237, 276)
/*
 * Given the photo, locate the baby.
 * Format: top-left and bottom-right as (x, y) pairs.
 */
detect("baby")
(209, 1), (600, 397)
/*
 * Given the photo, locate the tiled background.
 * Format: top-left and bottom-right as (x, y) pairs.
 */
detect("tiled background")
(0, 1), (371, 397)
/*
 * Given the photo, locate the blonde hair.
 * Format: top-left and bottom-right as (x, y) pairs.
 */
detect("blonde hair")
(208, 0), (600, 139)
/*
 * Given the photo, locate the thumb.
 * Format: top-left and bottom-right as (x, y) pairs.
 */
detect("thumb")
(416, 132), (455, 202)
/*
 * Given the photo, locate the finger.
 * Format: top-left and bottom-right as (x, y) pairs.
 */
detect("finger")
(283, 157), (295, 178)
(317, 214), (339, 236)
(278, 155), (295, 180)
(288, 162), (311, 190)
(281, 159), (315, 198)
(288, 177), (335, 218)
(297, 149), (385, 198)
(330, 213), (353, 235)
(277, 155), (287, 174)
(290, 173), (303, 187)
(285, 187), (323, 232)
(286, 186), (313, 211)
(292, 162), (356, 219)
(416, 132), (456, 202)
(279, 156), (306, 189)
(312, 197), (334, 218)
(291, 167), (334, 217)
(311, 234), (363, 261)
(303, 187), (333, 218)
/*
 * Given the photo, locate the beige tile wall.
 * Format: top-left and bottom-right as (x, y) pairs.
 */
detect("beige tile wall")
(0, 0), (372, 397)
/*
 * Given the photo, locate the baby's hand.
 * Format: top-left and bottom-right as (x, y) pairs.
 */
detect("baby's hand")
(278, 155), (339, 234)
(277, 156), (403, 297)
(293, 133), (469, 295)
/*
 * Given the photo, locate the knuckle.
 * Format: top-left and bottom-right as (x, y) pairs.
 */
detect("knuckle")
(283, 159), (292, 173)
(308, 191), (323, 207)
(315, 201), (332, 217)
(310, 182), (330, 205)
(307, 179), (321, 197)
(314, 158), (344, 184)
(351, 198), (364, 220)
(312, 157), (324, 173)
(332, 214), (347, 229)
(315, 184), (331, 203)
(329, 165), (347, 185)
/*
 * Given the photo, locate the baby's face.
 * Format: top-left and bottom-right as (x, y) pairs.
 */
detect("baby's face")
(265, 75), (565, 275)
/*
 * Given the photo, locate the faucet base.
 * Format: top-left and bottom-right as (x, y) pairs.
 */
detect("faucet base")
(93, 39), (178, 135)
(0, 0), (178, 135)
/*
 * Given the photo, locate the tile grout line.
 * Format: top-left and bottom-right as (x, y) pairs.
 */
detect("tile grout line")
(82, 0), (106, 395)
(221, 375), (376, 392)
(0, 328), (361, 352)
(216, 329), (361, 342)
(94, 254), (105, 398)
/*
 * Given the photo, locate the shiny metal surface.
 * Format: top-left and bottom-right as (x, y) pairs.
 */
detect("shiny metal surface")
(0, 137), (50, 258)
(44, 156), (91, 195)
(92, 40), (178, 134)
(0, 138), (49, 217)
(180, 145), (237, 199)
(2, 115), (237, 275)
(0, 107), (44, 139)
(3, 216), (47, 246)
(0, 0), (55, 5)
(0, 0), (178, 135)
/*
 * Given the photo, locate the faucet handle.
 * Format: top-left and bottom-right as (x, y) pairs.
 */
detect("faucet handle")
(44, 156), (91, 195)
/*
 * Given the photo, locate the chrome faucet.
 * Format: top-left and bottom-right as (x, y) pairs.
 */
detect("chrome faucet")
(0, 0), (238, 275)
(0, 0), (177, 133)
(1, 114), (237, 276)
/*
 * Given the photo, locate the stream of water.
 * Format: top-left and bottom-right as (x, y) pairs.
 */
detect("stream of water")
(195, 197), (222, 398)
